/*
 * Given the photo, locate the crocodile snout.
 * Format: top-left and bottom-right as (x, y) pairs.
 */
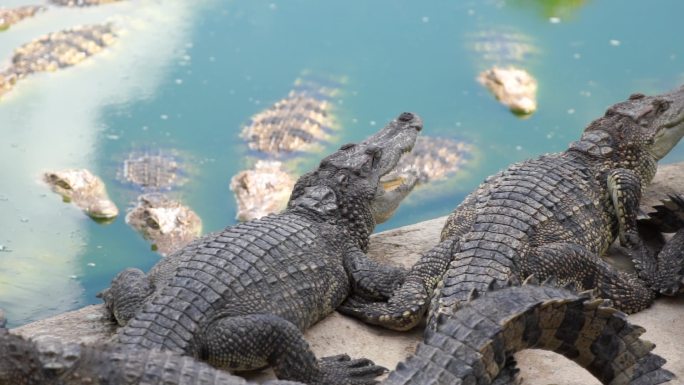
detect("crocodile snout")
(398, 112), (423, 131)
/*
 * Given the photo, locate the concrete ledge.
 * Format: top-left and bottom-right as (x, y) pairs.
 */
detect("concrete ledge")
(12, 163), (684, 384)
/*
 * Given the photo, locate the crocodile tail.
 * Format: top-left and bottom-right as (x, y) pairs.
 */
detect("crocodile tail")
(642, 194), (684, 233)
(384, 283), (673, 385)
(638, 194), (684, 295)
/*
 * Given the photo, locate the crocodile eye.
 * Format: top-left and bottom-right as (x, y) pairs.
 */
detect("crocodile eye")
(654, 100), (671, 114)
(145, 215), (160, 229)
(365, 145), (380, 155)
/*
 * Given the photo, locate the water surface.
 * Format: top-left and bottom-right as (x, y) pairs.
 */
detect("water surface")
(1, 0), (683, 326)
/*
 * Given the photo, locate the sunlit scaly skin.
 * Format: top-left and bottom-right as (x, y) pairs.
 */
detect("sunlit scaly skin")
(98, 112), (422, 385)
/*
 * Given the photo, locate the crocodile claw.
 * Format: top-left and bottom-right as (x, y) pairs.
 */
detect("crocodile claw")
(318, 354), (387, 385)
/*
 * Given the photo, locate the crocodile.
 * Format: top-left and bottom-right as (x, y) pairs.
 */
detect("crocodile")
(0, 5), (44, 31)
(1, 282), (672, 385)
(119, 149), (186, 192)
(239, 74), (343, 156)
(381, 136), (473, 185)
(48, 0), (124, 6)
(116, 149), (202, 254)
(230, 160), (296, 221)
(0, 323), (296, 385)
(43, 168), (119, 221)
(97, 112), (422, 384)
(339, 85), (684, 345)
(0, 23), (117, 99)
(467, 26), (539, 115)
(125, 193), (202, 256)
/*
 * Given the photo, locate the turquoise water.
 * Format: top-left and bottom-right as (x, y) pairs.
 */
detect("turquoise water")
(1, 0), (683, 327)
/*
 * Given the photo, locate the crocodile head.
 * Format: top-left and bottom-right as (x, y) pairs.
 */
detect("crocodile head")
(609, 85), (684, 160)
(289, 112), (422, 248)
(571, 85), (684, 180)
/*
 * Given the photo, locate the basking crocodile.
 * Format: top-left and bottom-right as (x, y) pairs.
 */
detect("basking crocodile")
(43, 168), (119, 221)
(340, 85), (684, 354)
(0, 23), (117, 99)
(0, 323), (295, 385)
(98, 112), (422, 384)
(1, 283), (672, 385)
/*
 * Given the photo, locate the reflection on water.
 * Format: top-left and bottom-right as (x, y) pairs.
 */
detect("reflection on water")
(0, 0), (683, 327)
(0, 0), (203, 326)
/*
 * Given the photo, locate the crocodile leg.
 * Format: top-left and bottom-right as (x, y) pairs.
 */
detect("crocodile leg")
(518, 242), (655, 313)
(198, 313), (386, 385)
(97, 268), (155, 325)
(338, 238), (458, 331)
(345, 248), (407, 300)
(607, 168), (660, 284)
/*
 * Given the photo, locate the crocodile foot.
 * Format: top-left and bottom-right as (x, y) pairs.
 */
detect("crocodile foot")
(316, 354), (387, 385)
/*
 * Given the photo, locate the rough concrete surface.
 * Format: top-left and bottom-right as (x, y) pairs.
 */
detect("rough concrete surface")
(12, 162), (684, 384)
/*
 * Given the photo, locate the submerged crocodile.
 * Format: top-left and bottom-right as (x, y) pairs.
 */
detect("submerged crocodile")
(97, 113), (422, 384)
(0, 5), (44, 31)
(125, 193), (202, 256)
(340, 86), (684, 382)
(48, 0), (124, 6)
(467, 26), (539, 115)
(240, 74), (343, 156)
(117, 149), (201, 255)
(0, 23), (117, 99)
(1, 282), (671, 385)
(119, 150), (186, 192)
(382, 136), (473, 185)
(43, 168), (119, 221)
(230, 160), (296, 221)
(231, 73), (345, 221)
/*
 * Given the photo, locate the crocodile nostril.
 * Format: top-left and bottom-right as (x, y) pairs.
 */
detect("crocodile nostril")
(398, 112), (414, 122)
